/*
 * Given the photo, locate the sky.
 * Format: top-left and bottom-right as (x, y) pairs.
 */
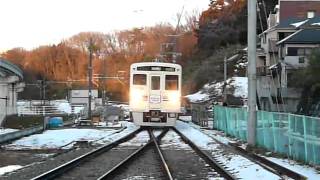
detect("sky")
(0, 0), (209, 51)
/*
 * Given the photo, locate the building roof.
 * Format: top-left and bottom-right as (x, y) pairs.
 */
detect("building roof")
(0, 58), (23, 79)
(276, 18), (306, 29)
(276, 16), (320, 29)
(277, 29), (320, 44)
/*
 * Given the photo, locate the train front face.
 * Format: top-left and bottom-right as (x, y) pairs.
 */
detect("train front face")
(129, 62), (182, 127)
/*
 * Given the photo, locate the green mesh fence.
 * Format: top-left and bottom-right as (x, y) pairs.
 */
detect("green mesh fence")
(213, 105), (320, 165)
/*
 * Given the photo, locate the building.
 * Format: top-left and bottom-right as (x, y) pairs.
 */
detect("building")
(69, 89), (98, 110)
(257, 0), (320, 112)
(0, 59), (25, 125)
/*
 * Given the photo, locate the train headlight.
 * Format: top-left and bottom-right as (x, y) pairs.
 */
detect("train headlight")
(130, 88), (148, 106)
(131, 88), (143, 101)
(168, 91), (180, 103)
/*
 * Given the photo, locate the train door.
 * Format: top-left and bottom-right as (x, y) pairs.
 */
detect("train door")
(149, 75), (161, 107)
(148, 75), (164, 122)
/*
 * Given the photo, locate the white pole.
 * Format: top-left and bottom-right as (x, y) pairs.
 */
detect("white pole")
(247, 0), (257, 146)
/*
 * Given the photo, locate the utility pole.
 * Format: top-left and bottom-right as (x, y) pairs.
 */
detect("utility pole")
(224, 56), (227, 104)
(102, 53), (107, 106)
(88, 38), (93, 120)
(248, 0), (257, 146)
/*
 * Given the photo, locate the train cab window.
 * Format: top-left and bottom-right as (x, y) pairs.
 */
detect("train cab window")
(165, 75), (178, 90)
(133, 74), (146, 85)
(151, 76), (160, 90)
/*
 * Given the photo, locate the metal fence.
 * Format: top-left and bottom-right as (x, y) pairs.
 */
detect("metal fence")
(214, 105), (320, 165)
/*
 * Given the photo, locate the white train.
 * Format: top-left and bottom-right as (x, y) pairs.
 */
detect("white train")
(129, 62), (182, 126)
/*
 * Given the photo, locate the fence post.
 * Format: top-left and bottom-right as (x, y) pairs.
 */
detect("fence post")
(235, 108), (239, 138)
(271, 112), (277, 152)
(311, 119), (317, 164)
(288, 114), (292, 158)
(261, 111), (266, 147)
(302, 116), (308, 163)
(225, 107), (229, 135)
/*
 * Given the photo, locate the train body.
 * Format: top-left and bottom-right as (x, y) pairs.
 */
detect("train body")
(129, 62), (182, 126)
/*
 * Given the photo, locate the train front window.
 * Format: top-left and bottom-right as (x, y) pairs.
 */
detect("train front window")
(165, 75), (178, 90)
(151, 76), (160, 90)
(133, 74), (146, 85)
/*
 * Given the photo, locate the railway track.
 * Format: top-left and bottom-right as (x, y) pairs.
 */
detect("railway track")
(30, 127), (236, 180)
(198, 127), (307, 180)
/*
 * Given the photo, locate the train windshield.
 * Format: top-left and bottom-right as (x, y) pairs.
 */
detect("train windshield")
(133, 74), (146, 85)
(165, 75), (178, 90)
(151, 76), (160, 90)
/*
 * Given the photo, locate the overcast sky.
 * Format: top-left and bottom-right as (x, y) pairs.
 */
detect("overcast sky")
(0, 0), (209, 51)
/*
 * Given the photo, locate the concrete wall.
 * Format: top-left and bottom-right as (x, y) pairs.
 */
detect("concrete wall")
(0, 126), (43, 144)
(0, 76), (25, 125)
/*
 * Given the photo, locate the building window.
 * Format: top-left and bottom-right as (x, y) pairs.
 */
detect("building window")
(287, 47), (298, 56)
(307, 11), (315, 18)
(299, 57), (305, 63)
(297, 48), (312, 56)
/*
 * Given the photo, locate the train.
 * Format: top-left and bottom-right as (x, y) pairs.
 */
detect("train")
(129, 62), (182, 126)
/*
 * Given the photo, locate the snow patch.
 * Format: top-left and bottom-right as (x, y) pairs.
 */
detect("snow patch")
(0, 165), (23, 176)
(160, 130), (191, 150)
(175, 121), (281, 179)
(291, 19), (309, 27)
(185, 77), (248, 103)
(185, 91), (210, 103)
(229, 77), (248, 98)
(265, 157), (320, 180)
(196, 122), (320, 180)
(0, 128), (18, 135)
(118, 130), (149, 147)
(5, 128), (117, 150)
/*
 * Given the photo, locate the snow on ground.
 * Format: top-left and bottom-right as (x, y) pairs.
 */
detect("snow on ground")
(229, 77), (248, 98)
(0, 165), (23, 176)
(185, 91), (210, 103)
(190, 122), (320, 180)
(175, 121), (280, 179)
(4, 121), (139, 150)
(185, 77), (248, 103)
(179, 115), (192, 122)
(94, 121), (139, 144)
(118, 130), (150, 147)
(265, 157), (320, 180)
(0, 128), (18, 135)
(5, 128), (117, 150)
(160, 130), (190, 150)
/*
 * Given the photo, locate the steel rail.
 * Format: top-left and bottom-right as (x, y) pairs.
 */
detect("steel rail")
(197, 125), (307, 180)
(149, 129), (173, 180)
(97, 129), (169, 180)
(229, 143), (307, 180)
(172, 127), (236, 180)
(31, 127), (143, 180)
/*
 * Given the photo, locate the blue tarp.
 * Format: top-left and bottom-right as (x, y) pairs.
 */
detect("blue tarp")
(48, 117), (63, 128)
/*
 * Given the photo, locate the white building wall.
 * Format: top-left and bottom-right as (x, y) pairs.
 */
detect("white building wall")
(0, 76), (24, 126)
